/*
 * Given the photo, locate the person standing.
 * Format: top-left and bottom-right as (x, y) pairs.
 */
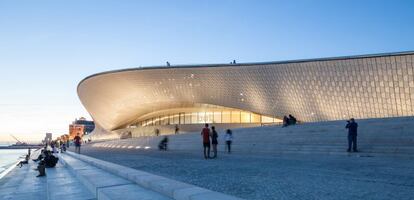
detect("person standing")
(66, 135), (70, 149)
(345, 118), (358, 152)
(224, 129), (233, 153)
(56, 139), (61, 153)
(211, 126), (218, 158)
(74, 133), (82, 154)
(61, 142), (66, 152)
(201, 124), (211, 159)
(51, 142), (57, 154)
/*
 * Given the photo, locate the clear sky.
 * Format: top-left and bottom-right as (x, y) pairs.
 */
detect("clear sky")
(0, 0), (413, 143)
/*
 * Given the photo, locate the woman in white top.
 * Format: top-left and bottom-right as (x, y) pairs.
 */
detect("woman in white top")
(224, 129), (233, 153)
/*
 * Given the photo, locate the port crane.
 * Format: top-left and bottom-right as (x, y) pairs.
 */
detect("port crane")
(10, 134), (26, 145)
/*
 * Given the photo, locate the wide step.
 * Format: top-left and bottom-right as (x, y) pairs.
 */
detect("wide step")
(59, 153), (172, 200)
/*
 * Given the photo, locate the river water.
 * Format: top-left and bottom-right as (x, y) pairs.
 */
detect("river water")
(0, 147), (28, 176)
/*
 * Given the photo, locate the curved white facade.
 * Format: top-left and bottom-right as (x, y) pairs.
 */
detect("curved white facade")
(78, 51), (414, 134)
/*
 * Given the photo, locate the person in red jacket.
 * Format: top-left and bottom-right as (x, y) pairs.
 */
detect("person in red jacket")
(201, 124), (211, 159)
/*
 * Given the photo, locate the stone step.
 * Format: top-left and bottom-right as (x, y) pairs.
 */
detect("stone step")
(91, 116), (414, 158)
(167, 145), (414, 153)
(95, 141), (414, 149)
(118, 132), (414, 138)
(94, 138), (414, 144)
(62, 152), (242, 200)
(92, 141), (414, 149)
(58, 153), (173, 200)
(99, 137), (414, 143)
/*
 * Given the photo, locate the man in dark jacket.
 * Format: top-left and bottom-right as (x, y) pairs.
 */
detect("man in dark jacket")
(345, 118), (358, 152)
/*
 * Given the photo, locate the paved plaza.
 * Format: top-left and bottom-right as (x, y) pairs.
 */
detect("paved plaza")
(78, 145), (414, 200)
(0, 155), (94, 200)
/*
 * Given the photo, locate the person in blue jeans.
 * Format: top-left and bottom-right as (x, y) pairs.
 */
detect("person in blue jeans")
(345, 118), (358, 152)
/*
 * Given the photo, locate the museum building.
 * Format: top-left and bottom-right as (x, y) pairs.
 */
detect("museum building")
(78, 51), (414, 139)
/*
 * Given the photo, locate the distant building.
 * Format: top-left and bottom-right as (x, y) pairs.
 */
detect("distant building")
(69, 117), (95, 139)
(43, 133), (52, 144)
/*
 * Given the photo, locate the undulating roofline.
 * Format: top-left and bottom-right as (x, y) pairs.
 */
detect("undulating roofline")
(78, 50), (414, 90)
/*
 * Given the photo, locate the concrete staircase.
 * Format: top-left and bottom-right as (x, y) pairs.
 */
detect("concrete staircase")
(0, 154), (95, 200)
(59, 152), (242, 200)
(91, 117), (414, 157)
(0, 151), (241, 200)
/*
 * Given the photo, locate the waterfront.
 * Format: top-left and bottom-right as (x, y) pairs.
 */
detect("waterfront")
(0, 148), (27, 176)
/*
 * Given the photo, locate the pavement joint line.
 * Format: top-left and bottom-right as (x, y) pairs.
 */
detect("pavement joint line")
(46, 168), (50, 200)
(95, 183), (134, 196)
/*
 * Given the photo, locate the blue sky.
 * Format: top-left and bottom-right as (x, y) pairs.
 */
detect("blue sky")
(0, 0), (413, 142)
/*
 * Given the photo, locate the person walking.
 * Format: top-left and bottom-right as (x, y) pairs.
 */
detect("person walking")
(345, 118), (358, 152)
(201, 124), (211, 159)
(211, 126), (218, 158)
(74, 133), (82, 154)
(224, 129), (233, 153)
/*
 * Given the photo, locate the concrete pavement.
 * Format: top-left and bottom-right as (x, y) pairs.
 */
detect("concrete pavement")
(78, 146), (414, 200)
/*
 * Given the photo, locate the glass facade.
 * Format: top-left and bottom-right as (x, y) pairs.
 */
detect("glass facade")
(135, 109), (281, 127)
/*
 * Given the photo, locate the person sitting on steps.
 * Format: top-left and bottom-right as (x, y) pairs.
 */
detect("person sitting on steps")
(17, 154), (30, 168)
(288, 114), (297, 125)
(158, 136), (168, 151)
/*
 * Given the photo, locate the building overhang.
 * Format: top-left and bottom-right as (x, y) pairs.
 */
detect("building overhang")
(78, 51), (414, 131)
